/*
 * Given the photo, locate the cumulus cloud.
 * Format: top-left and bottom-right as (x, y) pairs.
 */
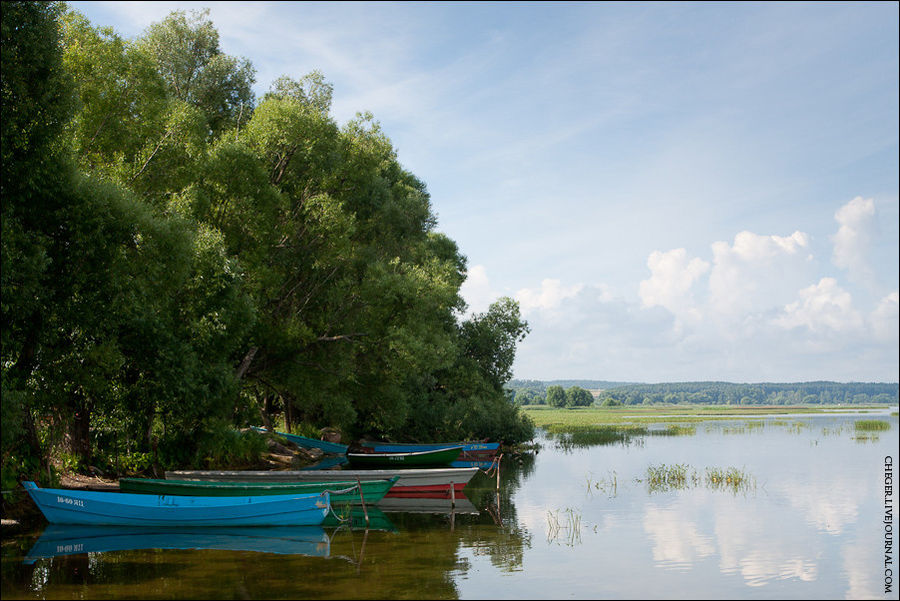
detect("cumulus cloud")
(708, 230), (812, 319)
(638, 248), (709, 326)
(515, 279), (585, 314)
(774, 278), (864, 335)
(458, 264), (498, 316)
(831, 196), (876, 283)
(870, 291), (899, 342)
(643, 503), (715, 568)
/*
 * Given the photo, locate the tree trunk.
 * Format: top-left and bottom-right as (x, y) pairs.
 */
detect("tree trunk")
(235, 346), (259, 380)
(65, 409), (92, 469)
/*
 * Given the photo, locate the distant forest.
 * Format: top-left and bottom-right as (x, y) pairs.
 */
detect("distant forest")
(507, 380), (899, 406)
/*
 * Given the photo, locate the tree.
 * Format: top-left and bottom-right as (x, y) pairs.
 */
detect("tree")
(138, 9), (254, 138)
(547, 385), (567, 408)
(565, 386), (594, 408)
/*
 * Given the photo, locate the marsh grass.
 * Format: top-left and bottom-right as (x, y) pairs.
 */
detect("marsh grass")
(638, 463), (756, 494)
(705, 467), (756, 493)
(855, 420), (891, 431)
(640, 463), (699, 493)
(648, 424), (697, 436)
(524, 405), (855, 432)
(718, 420), (766, 435)
(549, 424), (649, 450)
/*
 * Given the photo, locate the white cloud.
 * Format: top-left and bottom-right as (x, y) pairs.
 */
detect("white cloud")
(708, 230), (812, 319)
(775, 277), (864, 335)
(643, 503), (715, 568)
(515, 279), (585, 315)
(832, 196), (876, 284)
(638, 248), (709, 326)
(871, 291), (899, 342)
(459, 264), (498, 316)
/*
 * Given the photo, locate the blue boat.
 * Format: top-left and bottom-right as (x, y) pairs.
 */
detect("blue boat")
(23, 524), (331, 564)
(358, 440), (499, 461)
(22, 481), (330, 527)
(251, 427), (349, 454)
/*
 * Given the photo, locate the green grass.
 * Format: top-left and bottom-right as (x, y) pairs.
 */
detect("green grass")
(855, 419), (891, 431)
(637, 463), (756, 494)
(523, 404), (857, 431)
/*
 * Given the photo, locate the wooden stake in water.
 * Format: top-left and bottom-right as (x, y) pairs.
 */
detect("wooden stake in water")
(356, 478), (369, 527)
(450, 480), (455, 507)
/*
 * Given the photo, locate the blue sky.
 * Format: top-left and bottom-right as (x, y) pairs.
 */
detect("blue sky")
(69, 1), (899, 383)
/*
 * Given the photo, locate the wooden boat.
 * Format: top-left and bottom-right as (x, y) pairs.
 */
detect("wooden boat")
(251, 427), (348, 454)
(166, 466), (480, 496)
(118, 477), (397, 505)
(21, 481), (330, 527)
(450, 459), (496, 470)
(23, 524), (330, 564)
(346, 446), (462, 467)
(358, 440), (499, 461)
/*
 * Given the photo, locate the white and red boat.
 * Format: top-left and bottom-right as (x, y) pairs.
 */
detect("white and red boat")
(165, 467), (480, 497)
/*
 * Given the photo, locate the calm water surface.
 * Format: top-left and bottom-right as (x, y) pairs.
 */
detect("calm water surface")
(2, 409), (897, 599)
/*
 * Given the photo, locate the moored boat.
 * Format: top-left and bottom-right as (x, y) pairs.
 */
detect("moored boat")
(357, 440), (499, 461)
(251, 427), (349, 454)
(118, 476), (397, 505)
(345, 446), (462, 467)
(165, 466), (480, 496)
(22, 481), (330, 527)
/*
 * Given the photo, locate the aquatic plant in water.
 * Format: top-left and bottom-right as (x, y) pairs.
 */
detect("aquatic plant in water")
(854, 420), (891, 431)
(585, 470), (618, 498)
(638, 463), (756, 494)
(546, 508), (583, 546)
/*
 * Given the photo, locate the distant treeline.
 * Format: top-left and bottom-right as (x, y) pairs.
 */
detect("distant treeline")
(507, 380), (899, 406)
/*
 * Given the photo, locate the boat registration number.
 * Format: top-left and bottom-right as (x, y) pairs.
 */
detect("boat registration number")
(57, 496), (85, 507)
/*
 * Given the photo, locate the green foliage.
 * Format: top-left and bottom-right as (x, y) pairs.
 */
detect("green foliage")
(2, 4), (537, 497)
(546, 385), (567, 408)
(193, 425), (269, 469)
(510, 380), (898, 405)
(565, 386), (594, 408)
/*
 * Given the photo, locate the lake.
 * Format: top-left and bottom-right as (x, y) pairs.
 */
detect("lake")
(2, 408), (897, 599)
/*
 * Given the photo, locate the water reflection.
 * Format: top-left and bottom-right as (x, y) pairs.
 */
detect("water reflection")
(3, 409), (897, 599)
(24, 525), (331, 564)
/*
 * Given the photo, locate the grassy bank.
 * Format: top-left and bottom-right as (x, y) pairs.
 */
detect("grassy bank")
(523, 404), (892, 431)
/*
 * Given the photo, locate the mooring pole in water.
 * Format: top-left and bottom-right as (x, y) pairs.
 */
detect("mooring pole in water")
(356, 478), (369, 527)
(450, 480), (455, 507)
(495, 454), (502, 492)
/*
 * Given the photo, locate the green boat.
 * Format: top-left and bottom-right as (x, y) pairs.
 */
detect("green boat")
(345, 446), (462, 467)
(119, 477), (398, 505)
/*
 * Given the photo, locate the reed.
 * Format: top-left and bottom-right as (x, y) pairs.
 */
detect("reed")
(546, 508), (583, 546)
(854, 420), (891, 431)
(641, 463), (699, 492)
(649, 425), (696, 436)
(586, 470), (618, 497)
(705, 467), (756, 493)
(639, 463), (755, 494)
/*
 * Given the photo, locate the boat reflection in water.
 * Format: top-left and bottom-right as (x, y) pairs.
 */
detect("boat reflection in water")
(377, 493), (479, 515)
(23, 524), (332, 564)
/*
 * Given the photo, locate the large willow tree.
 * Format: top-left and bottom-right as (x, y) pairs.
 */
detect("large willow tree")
(1, 4), (533, 496)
